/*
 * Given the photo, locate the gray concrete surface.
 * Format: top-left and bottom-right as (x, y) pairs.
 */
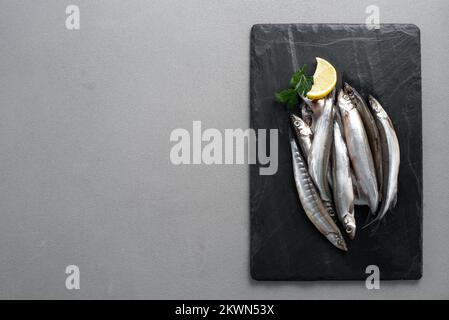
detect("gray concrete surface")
(0, 0), (447, 299)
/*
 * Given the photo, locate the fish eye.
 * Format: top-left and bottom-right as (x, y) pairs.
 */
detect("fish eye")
(294, 121), (300, 126)
(343, 94), (349, 100)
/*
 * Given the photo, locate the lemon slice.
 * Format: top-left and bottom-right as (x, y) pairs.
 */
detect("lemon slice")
(306, 57), (337, 100)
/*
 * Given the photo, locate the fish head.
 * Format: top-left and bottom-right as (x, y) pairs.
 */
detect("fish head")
(326, 232), (348, 252)
(343, 82), (357, 99)
(300, 105), (313, 125)
(343, 214), (356, 240)
(290, 114), (312, 137)
(368, 95), (388, 118)
(344, 82), (366, 104)
(337, 88), (354, 114)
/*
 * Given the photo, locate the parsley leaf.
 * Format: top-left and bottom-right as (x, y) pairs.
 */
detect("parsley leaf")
(275, 64), (313, 110)
(275, 89), (298, 110)
(289, 65), (307, 87)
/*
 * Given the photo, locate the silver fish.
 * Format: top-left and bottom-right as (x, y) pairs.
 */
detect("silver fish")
(289, 131), (347, 251)
(300, 103), (313, 129)
(310, 101), (323, 133)
(308, 89), (335, 205)
(301, 96), (321, 133)
(344, 83), (383, 201)
(332, 115), (356, 239)
(291, 114), (312, 161)
(338, 88), (379, 213)
(368, 95), (400, 223)
(293, 112), (334, 191)
(305, 92), (364, 206)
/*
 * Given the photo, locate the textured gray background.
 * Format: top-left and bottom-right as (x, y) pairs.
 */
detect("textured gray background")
(0, 0), (447, 299)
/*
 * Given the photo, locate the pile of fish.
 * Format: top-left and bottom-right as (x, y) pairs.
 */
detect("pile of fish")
(289, 83), (400, 251)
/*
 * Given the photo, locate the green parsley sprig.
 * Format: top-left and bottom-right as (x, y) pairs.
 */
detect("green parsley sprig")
(275, 65), (313, 109)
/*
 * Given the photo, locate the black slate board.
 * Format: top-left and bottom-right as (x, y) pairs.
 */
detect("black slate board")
(250, 24), (422, 280)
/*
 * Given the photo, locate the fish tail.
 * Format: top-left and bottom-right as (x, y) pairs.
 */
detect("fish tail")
(362, 207), (388, 232)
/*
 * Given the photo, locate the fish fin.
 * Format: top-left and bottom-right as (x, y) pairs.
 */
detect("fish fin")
(362, 215), (384, 235)
(392, 193), (398, 208)
(362, 216), (378, 229)
(362, 204), (389, 232)
(362, 211), (373, 226)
